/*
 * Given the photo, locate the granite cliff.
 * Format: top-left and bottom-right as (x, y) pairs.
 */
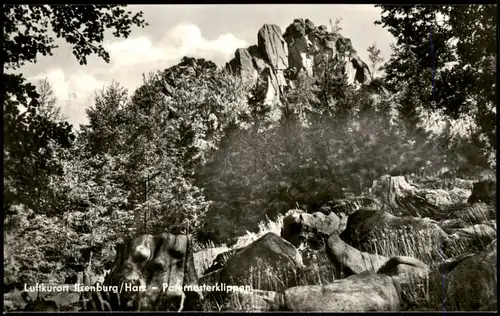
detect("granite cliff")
(226, 18), (372, 104)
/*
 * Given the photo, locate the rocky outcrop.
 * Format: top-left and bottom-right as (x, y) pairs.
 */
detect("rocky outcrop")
(284, 272), (401, 311)
(226, 18), (372, 105)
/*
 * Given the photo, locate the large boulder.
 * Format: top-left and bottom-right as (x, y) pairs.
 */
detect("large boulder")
(468, 180), (496, 204)
(284, 272), (401, 311)
(339, 208), (448, 260)
(218, 232), (304, 292)
(83, 233), (203, 311)
(431, 241), (497, 310)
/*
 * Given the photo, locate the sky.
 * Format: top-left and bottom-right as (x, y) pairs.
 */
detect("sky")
(16, 5), (396, 128)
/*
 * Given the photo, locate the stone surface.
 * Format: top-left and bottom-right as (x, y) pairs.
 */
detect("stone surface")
(83, 233), (203, 311)
(441, 241), (497, 310)
(284, 272), (401, 311)
(193, 246), (230, 278)
(218, 232), (304, 292)
(281, 211), (341, 248)
(230, 289), (284, 311)
(226, 18), (373, 105)
(327, 234), (388, 277)
(339, 208), (448, 258)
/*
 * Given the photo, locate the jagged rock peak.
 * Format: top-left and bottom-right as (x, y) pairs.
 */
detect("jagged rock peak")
(225, 19), (372, 105)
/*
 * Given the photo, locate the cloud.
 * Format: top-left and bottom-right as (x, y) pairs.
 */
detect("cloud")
(28, 69), (107, 127)
(103, 22), (247, 70)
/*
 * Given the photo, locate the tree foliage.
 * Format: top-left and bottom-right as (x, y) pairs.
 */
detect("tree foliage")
(375, 5), (496, 169)
(3, 5), (147, 217)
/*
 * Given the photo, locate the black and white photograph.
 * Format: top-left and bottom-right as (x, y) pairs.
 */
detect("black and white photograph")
(3, 4), (497, 312)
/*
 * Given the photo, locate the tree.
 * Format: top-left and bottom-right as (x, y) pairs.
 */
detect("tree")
(367, 43), (384, 78)
(3, 5), (148, 216)
(375, 5), (496, 169)
(36, 78), (66, 122)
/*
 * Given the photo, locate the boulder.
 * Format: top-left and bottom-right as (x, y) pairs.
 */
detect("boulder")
(339, 208), (448, 259)
(439, 241), (497, 310)
(449, 187), (472, 203)
(468, 180), (496, 204)
(446, 224), (496, 254)
(218, 232), (304, 292)
(284, 272), (401, 311)
(22, 291), (59, 312)
(193, 246), (230, 278)
(83, 233), (203, 311)
(3, 300), (14, 311)
(327, 234), (388, 277)
(377, 256), (429, 276)
(281, 211), (341, 248)
(320, 195), (382, 217)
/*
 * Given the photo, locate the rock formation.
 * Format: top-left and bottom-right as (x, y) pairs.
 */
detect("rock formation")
(226, 18), (372, 104)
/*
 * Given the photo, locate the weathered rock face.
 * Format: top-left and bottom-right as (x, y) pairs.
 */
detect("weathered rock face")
(87, 233), (203, 311)
(339, 208), (448, 260)
(283, 18), (371, 84)
(284, 272), (401, 311)
(226, 18), (372, 105)
(193, 246), (230, 278)
(218, 232), (304, 292)
(281, 211), (342, 249)
(258, 24), (289, 71)
(434, 241), (496, 311)
(226, 24), (288, 105)
(327, 234), (388, 277)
